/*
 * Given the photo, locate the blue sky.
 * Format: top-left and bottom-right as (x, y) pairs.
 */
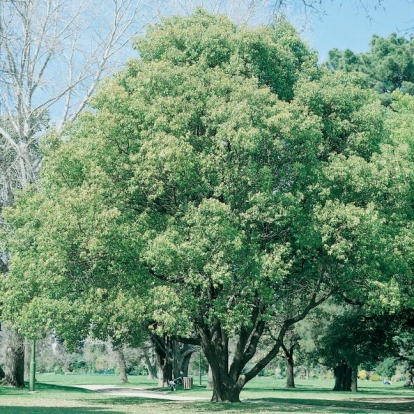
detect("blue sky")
(302, 0), (414, 62)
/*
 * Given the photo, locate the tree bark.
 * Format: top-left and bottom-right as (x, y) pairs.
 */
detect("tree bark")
(282, 341), (296, 388)
(24, 340), (31, 382)
(156, 353), (172, 387)
(351, 365), (358, 392)
(181, 344), (193, 376)
(3, 327), (25, 387)
(141, 347), (158, 380)
(115, 347), (128, 383)
(285, 354), (295, 388)
(199, 317), (247, 402)
(152, 334), (173, 387)
(333, 362), (352, 391)
(172, 341), (194, 377)
(151, 334), (195, 386)
(197, 290), (326, 402)
(147, 273), (330, 400)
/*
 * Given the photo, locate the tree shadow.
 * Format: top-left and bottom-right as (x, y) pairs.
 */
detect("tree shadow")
(33, 382), (94, 393)
(245, 384), (410, 396)
(245, 386), (333, 394)
(83, 397), (414, 413)
(1, 383), (93, 395)
(89, 396), (170, 406)
(251, 397), (414, 413)
(0, 408), (124, 414)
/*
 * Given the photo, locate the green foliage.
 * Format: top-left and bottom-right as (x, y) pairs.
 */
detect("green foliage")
(326, 33), (414, 105)
(2, 10), (324, 344)
(2, 8), (412, 397)
(375, 358), (397, 379)
(135, 9), (317, 101)
(315, 307), (400, 370)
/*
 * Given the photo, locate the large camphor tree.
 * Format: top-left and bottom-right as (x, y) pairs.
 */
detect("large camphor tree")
(2, 10), (407, 401)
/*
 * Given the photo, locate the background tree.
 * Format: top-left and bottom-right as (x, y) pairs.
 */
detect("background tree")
(326, 34), (414, 105)
(0, 0), (154, 203)
(316, 308), (399, 392)
(310, 84), (414, 390)
(295, 311), (328, 379)
(375, 357), (397, 380)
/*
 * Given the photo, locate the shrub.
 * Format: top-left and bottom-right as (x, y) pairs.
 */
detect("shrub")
(358, 370), (367, 380)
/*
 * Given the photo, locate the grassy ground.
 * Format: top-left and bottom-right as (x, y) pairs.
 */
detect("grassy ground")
(1, 374), (413, 414)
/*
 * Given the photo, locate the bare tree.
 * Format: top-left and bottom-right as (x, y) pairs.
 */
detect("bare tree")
(165, 0), (272, 24)
(158, 0), (397, 47)
(0, 0), (157, 204)
(0, 0), (157, 387)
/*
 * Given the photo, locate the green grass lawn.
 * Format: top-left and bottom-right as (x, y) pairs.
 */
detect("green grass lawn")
(1, 375), (413, 414)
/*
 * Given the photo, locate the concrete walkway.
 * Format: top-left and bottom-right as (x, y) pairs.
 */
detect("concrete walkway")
(73, 384), (209, 401)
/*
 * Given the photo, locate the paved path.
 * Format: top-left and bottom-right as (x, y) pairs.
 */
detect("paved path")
(73, 384), (209, 401)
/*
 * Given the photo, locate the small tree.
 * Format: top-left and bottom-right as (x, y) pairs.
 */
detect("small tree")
(316, 309), (399, 392)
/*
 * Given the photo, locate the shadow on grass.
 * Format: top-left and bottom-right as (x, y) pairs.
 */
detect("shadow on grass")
(245, 384), (410, 397)
(89, 399), (259, 412)
(0, 382), (94, 396)
(33, 382), (94, 393)
(0, 408), (123, 414)
(245, 386), (333, 394)
(90, 396), (414, 413)
(249, 397), (414, 413)
(90, 397), (184, 406)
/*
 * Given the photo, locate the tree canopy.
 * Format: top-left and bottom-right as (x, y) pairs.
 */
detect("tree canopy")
(2, 9), (413, 401)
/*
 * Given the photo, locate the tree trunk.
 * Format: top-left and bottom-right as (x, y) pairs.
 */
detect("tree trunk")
(141, 347), (158, 380)
(151, 334), (195, 386)
(333, 362), (352, 391)
(3, 327), (25, 387)
(115, 347), (128, 383)
(201, 327), (244, 402)
(210, 361), (243, 402)
(181, 345), (192, 376)
(197, 286), (328, 401)
(156, 354), (172, 387)
(24, 340), (31, 382)
(171, 339), (180, 379)
(305, 363), (310, 380)
(285, 354), (295, 388)
(351, 365), (358, 392)
(170, 339), (195, 378)
(152, 335), (173, 387)
(199, 313), (285, 402)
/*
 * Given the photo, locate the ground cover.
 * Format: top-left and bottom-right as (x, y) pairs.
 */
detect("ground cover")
(0, 375), (413, 413)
